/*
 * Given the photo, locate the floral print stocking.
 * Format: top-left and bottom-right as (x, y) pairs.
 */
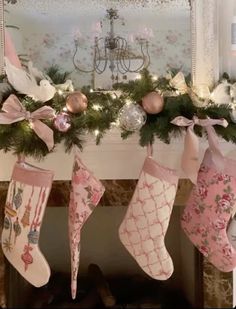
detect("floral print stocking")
(182, 149), (236, 271)
(69, 153), (105, 299)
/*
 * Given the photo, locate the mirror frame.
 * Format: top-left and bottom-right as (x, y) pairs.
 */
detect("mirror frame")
(190, 0), (219, 88)
(0, 0), (4, 75)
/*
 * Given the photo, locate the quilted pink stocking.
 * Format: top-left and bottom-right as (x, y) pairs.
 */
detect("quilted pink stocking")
(69, 152), (105, 299)
(119, 150), (178, 280)
(1, 159), (53, 287)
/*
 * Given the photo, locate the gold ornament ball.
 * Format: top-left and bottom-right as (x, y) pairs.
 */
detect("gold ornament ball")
(142, 91), (164, 114)
(66, 91), (88, 114)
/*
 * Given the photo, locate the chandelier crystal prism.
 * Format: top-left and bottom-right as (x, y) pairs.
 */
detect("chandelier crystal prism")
(73, 8), (150, 81)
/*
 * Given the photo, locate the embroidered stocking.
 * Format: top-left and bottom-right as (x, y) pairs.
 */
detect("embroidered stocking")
(119, 148), (178, 280)
(69, 152), (105, 299)
(1, 159), (54, 287)
(182, 143), (236, 272)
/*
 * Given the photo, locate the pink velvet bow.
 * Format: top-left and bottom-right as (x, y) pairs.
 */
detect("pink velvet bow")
(0, 94), (55, 151)
(171, 116), (228, 184)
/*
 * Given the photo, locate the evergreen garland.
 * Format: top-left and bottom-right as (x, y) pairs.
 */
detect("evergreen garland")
(0, 66), (235, 159)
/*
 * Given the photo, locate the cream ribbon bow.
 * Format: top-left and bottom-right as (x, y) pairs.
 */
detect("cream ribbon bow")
(171, 116), (228, 184)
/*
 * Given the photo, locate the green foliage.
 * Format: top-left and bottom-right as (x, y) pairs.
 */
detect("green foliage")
(46, 65), (71, 84)
(0, 66), (236, 159)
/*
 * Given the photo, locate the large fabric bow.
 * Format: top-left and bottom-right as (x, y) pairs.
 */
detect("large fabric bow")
(171, 116), (228, 184)
(0, 94), (55, 150)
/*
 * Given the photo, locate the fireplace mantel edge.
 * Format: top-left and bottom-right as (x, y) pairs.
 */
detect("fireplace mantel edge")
(0, 129), (236, 181)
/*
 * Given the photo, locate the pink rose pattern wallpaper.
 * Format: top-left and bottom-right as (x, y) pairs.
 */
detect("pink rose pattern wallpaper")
(5, 4), (191, 88)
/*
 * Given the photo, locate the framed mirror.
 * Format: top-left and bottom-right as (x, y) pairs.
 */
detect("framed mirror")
(3, 0), (191, 89)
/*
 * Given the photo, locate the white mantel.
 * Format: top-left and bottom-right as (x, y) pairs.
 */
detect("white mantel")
(0, 129), (236, 181)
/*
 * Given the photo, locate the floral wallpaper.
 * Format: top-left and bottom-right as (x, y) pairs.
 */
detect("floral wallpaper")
(5, 1), (191, 88)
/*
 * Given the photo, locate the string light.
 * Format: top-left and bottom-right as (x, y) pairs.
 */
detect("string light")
(152, 75), (158, 81)
(135, 73), (142, 80)
(94, 129), (100, 136)
(125, 99), (132, 105)
(92, 104), (102, 111)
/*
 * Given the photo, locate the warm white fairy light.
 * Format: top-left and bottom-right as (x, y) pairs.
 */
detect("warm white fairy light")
(63, 106), (68, 112)
(111, 119), (120, 127)
(92, 104), (102, 111)
(135, 73), (142, 80)
(94, 129), (100, 136)
(58, 89), (63, 96)
(125, 99), (132, 105)
(111, 93), (116, 99)
(152, 75), (158, 81)
(90, 89), (94, 93)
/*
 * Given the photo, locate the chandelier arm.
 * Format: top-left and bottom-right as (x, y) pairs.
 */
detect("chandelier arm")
(121, 40), (148, 73)
(93, 40), (107, 74)
(117, 54), (129, 74)
(116, 52), (128, 74)
(115, 39), (130, 74)
(116, 38), (132, 73)
(116, 36), (147, 73)
(72, 40), (97, 73)
(144, 41), (151, 68)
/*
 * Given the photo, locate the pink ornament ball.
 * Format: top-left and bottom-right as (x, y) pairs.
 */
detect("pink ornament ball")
(142, 91), (164, 114)
(66, 91), (88, 114)
(53, 112), (71, 132)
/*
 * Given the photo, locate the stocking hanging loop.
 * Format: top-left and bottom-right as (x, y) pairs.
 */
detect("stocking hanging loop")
(171, 116), (228, 183)
(147, 143), (153, 157)
(17, 154), (25, 163)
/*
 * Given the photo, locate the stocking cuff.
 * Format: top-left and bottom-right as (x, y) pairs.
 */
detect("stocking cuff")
(12, 162), (54, 187)
(143, 157), (178, 183)
(203, 148), (236, 178)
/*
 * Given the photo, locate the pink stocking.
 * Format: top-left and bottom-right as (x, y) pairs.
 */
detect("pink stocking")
(182, 148), (236, 271)
(180, 121), (236, 272)
(119, 147), (178, 280)
(69, 152), (105, 299)
(1, 159), (53, 287)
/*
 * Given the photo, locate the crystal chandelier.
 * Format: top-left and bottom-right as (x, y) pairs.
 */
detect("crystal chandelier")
(72, 8), (150, 81)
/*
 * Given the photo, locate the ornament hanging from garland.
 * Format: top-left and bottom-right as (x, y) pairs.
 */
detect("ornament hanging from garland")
(118, 103), (147, 132)
(53, 112), (71, 132)
(141, 91), (164, 114)
(66, 91), (88, 114)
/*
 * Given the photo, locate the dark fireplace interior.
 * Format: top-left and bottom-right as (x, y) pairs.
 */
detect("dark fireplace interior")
(5, 205), (201, 308)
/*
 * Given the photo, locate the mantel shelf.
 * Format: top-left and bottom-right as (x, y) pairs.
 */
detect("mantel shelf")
(0, 129), (236, 181)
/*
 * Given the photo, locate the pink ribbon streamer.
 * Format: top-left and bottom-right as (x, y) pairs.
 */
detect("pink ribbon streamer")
(4, 30), (22, 69)
(0, 94), (55, 151)
(171, 116), (228, 184)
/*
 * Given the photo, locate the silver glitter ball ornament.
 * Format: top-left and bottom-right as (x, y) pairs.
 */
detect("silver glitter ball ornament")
(118, 103), (147, 132)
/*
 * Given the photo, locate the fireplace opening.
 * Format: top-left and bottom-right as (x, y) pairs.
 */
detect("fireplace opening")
(5, 206), (202, 308)
(12, 267), (192, 308)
